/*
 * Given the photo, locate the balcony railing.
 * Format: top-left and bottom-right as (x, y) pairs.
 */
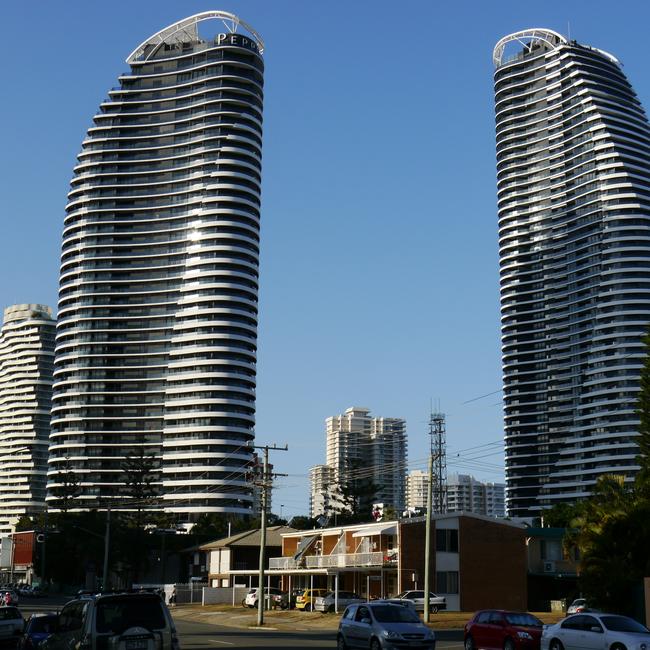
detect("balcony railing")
(269, 551), (397, 571)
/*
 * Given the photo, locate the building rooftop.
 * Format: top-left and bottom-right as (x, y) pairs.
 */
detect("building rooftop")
(199, 525), (295, 550)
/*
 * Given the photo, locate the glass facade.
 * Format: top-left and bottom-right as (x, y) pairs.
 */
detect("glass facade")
(494, 30), (650, 516)
(49, 13), (264, 515)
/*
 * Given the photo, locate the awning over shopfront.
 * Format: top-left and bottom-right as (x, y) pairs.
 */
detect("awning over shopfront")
(351, 524), (397, 538)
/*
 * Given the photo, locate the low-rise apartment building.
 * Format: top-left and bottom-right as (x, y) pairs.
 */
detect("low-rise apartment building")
(228, 513), (527, 611)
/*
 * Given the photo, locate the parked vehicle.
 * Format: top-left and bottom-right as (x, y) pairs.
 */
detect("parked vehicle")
(376, 599), (417, 611)
(314, 591), (363, 613)
(243, 588), (287, 609)
(542, 613), (650, 650)
(40, 592), (178, 650)
(566, 599), (588, 614)
(464, 610), (543, 650)
(0, 606), (24, 646)
(19, 613), (58, 650)
(295, 588), (328, 611)
(337, 602), (435, 649)
(392, 591), (446, 613)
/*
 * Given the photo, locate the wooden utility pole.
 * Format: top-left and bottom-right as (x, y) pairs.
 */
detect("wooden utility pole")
(423, 452), (434, 623)
(254, 443), (288, 626)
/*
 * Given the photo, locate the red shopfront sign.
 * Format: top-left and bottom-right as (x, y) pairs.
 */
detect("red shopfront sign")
(12, 531), (35, 565)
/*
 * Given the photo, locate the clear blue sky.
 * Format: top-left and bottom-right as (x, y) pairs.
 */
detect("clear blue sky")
(2, 0), (649, 518)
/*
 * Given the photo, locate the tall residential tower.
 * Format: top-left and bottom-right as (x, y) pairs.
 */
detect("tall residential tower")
(0, 305), (54, 533)
(311, 407), (407, 516)
(49, 12), (265, 516)
(494, 29), (650, 516)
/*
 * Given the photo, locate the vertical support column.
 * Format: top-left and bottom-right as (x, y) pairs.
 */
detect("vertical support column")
(334, 572), (339, 613)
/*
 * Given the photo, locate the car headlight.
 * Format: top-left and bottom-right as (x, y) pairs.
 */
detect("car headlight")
(382, 630), (401, 639)
(518, 632), (533, 640)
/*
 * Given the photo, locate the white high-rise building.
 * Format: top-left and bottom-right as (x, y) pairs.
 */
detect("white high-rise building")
(312, 407), (407, 516)
(0, 305), (55, 534)
(49, 12), (265, 516)
(493, 29), (650, 516)
(405, 469), (429, 510)
(309, 465), (343, 518)
(446, 474), (505, 518)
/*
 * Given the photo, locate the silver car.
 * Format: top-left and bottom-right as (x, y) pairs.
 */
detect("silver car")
(314, 591), (362, 613)
(338, 602), (435, 650)
(393, 590), (446, 613)
(542, 612), (650, 650)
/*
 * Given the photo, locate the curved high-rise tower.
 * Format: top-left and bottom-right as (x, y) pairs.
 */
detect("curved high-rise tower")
(49, 12), (264, 516)
(494, 29), (650, 516)
(0, 304), (54, 533)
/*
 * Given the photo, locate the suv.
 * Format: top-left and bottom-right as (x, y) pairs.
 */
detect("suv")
(464, 610), (543, 650)
(40, 592), (178, 650)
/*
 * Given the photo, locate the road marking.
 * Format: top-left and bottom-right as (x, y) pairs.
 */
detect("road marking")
(208, 640), (235, 646)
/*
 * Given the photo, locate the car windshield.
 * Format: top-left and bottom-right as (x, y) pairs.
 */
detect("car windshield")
(572, 599), (586, 606)
(29, 617), (57, 633)
(600, 616), (649, 634)
(505, 614), (543, 627)
(372, 605), (421, 623)
(96, 597), (166, 634)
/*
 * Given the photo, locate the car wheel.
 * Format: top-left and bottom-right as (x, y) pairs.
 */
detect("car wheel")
(370, 638), (382, 650)
(305, 603), (312, 611)
(432, 605), (439, 614)
(504, 638), (516, 650)
(550, 639), (564, 650)
(610, 644), (627, 650)
(337, 634), (349, 650)
(328, 604), (335, 613)
(465, 636), (475, 650)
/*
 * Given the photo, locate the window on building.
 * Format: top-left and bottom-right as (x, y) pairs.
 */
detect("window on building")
(436, 571), (459, 594)
(435, 529), (459, 553)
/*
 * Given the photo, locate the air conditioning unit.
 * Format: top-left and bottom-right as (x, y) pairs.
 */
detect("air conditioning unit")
(543, 561), (556, 573)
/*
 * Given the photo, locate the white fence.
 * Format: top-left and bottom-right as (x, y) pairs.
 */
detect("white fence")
(202, 586), (249, 606)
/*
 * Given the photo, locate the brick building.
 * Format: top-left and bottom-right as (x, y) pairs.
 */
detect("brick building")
(229, 513), (527, 611)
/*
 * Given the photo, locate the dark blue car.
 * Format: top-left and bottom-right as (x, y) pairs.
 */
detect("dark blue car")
(19, 614), (57, 650)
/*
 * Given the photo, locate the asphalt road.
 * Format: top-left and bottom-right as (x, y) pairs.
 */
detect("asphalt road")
(18, 597), (465, 649)
(173, 616), (465, 649)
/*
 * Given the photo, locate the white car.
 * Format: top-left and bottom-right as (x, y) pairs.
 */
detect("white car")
(0, 606), (24, 643)
(243, 587), (287, 609)
(566, 598), (588, 614)
(542, 613), (650, 650)
(393, 590), (446, 613)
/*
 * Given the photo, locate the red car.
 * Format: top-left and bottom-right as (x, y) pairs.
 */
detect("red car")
(464, 610), (544, 650)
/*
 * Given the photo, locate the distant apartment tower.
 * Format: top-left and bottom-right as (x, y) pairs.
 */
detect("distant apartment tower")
(446, 474), (505, 518)
(0, 305), (55, 534)
(405, 469), (429, 510)
(48, 12), (265, 516)
(494, 29), (650, 516)
(309, 465), (336, 518)
(312, 407), (407, 516)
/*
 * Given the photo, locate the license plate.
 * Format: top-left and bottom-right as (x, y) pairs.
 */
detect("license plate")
(126, 640), (148, 650)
